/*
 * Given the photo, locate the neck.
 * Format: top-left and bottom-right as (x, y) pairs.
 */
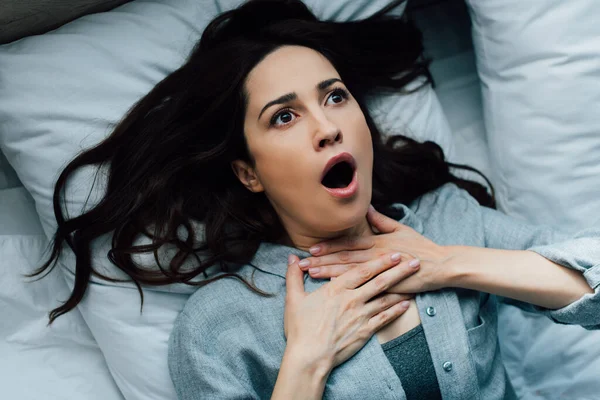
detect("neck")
(278, 215), (376, 253)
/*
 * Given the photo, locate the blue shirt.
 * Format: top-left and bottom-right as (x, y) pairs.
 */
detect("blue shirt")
(168, 183), (600, 399)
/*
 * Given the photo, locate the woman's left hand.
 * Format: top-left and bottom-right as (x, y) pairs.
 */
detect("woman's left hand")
(299, 205), (456, 294)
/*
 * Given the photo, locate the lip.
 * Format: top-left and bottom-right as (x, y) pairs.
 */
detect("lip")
(320, 152), (357, 182)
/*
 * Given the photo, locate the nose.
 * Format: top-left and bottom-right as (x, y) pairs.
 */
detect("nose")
(313, 115), (342, 150)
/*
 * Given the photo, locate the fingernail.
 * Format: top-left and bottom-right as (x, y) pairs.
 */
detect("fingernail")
(369, 204), (375, 212)
(400, 300), (410, 308)
(409, 259), (420, 268)
(288, 254), (295, 265)
(299, 259), (310, 268)
(309, 245), (321, 255)
(309, 267), (320, 275)
(391, 252), (402, 262)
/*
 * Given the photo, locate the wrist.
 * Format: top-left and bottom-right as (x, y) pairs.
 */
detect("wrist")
(283, 345), (333, 383)
(440, 245), (471, 288)
(272, 347), (331, 400)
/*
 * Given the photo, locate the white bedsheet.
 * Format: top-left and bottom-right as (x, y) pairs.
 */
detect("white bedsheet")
(0, 186), (124, 400)
(0, 150), (21, 190)
(414, 0), (492, 185)
(432, 50), (491, 182)
(0, 186), (43, 235)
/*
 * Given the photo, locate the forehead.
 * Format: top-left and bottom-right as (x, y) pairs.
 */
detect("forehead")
(245, 45), (340, 103)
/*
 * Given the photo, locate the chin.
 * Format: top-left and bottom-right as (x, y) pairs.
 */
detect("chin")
(322, 198), (369, 231)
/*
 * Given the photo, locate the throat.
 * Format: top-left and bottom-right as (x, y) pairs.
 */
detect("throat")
(278, 214), (376, 254)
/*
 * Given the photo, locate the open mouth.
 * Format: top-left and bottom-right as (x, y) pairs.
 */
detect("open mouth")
(320, 152), (358, 197)
(321, 160), (355, 189)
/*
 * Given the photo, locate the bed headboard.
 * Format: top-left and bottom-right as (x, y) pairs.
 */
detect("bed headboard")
(0, 0), (133, 44)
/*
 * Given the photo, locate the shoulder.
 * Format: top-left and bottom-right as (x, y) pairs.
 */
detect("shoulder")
(384, 182), (483, 232)
(174, 273), (268, 337)
(406, 182), (486, 245)
(409, 182), (480, 216)
(168, 274), (280, 399)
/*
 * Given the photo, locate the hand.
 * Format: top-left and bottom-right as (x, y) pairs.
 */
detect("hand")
(283, 253), (419, 372)
(297, 205), (455, 293)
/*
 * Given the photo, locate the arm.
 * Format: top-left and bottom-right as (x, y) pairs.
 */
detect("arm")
(446, 187), (600, 329)
(274, 254), (416, 399)
(169, 255), (416, 399)
(169, 310), (329, 400)
(296, 183), (600, 328)
(446, 246), (594, 310)
(168, 311), (261, 399)
(271, 347), (331, 400)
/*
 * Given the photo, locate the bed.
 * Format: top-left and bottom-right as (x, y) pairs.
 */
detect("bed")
(1, 1), (599, 399)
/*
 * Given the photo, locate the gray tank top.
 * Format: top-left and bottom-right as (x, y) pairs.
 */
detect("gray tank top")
(381, 324), (442, 400)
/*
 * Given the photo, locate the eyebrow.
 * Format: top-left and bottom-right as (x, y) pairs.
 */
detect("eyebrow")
(257, 78), (343, 121)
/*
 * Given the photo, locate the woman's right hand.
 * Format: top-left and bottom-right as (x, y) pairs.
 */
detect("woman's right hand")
(283, 253), (420, 372)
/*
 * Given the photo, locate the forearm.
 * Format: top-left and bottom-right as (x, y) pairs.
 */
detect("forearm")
(447, 246), (594, 310)
(271, 347), (331, 400)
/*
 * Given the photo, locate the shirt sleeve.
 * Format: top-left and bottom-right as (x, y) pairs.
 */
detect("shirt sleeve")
(471, 191), (600, 330)
(168, 311), (260, 400)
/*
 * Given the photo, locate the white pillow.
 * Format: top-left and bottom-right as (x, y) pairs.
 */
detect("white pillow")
(0, 0), (453, 399)
(466, 0), (600, 231)
(465, 1), (600, 398)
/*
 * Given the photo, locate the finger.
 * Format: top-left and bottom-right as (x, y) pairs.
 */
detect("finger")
(337, 253), (403, 290)
(363, 293), (414, 317)
(310, 235), (374, 256)
(367, 205), (400, 234)
(309, 254), (407, 279)
(368, 300), (412, 332)
(299, 250), (373, 270)
(356, 258), (420, 301)
(308, 263), (354, 279)
(285, 254), (305, 303)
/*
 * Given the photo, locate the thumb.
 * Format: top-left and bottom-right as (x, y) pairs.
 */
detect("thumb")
(285, 254), (305, 303)
(367, 204), (400, 234)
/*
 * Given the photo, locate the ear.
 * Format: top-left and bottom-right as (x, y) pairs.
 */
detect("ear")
(231, 160), (264, 193)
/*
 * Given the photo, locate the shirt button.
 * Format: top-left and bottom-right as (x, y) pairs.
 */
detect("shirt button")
(443, 361), (453, 372)
(426, 306), (436, 316)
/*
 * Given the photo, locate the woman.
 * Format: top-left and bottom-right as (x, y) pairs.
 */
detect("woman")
(34, 0), (599, 399)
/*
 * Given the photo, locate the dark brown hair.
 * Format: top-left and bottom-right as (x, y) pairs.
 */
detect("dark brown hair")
(31, 0), (495, 324)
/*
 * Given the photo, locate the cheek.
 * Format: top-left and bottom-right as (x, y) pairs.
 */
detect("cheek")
(342, 105), (372, 158)
(344, 106), (373, 187)
(251, 139), (313, 196)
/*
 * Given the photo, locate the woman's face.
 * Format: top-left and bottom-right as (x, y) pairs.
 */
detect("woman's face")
(233, 45), (374, 247)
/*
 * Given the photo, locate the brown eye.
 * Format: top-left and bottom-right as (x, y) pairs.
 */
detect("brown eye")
(326, 88), (349, 105)
(270, 109), (296, 127)
(280, 112), (293, 123)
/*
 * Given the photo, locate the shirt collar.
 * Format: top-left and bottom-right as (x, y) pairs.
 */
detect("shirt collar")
(248, 203), (422, 279)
